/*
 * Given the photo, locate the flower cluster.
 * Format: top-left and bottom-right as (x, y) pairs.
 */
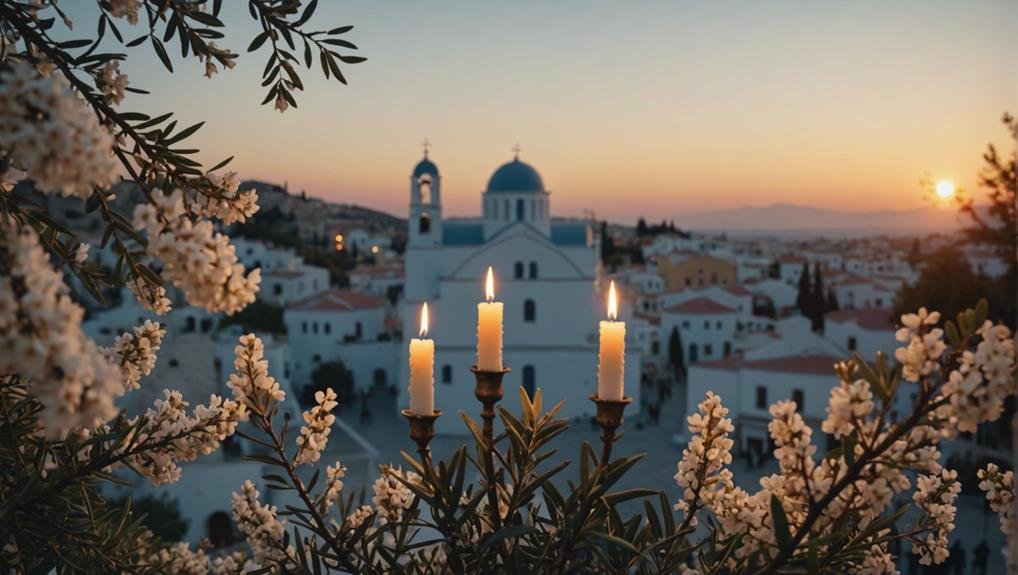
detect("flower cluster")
(128, 278), (172, 316)
(373, 466), (420, 525)
(894, 307), (946, 382)
(936, 321), (1015, 434)
(978, 463), (1016, 572)
(295, 387), (338, 465)
(227, 334), (285, 408)
(107, 0), (142, 25)
(148, 542), (209, 575)
(97, 61), (129, 105)
(911, 468), (961, 565)
(189, 171), (259, 225)
(821, 375), (874, 439)
(0, 227), (123, 438)
(0, 61), (118, 198)
(133, 189), (260, 315)
(322, 461), (348, 510)
(99, 319), (165, 392)
(122, 390), (248, 485)
(210, 551), (258, 575)
(673, 392), (735, 526)
(232, 480), (295, 571)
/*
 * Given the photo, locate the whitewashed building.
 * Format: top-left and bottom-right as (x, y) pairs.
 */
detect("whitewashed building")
(824, 308), (896, 360)
(400, 152), (641, 432)
(660, 296), (738, 363)
(232, 237), (331, 306)
(284, 289), (397, 392)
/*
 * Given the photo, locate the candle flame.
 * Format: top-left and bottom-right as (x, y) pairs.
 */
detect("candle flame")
(485, 266), (495, 302)
(419, 302), (429, 338)
(608, 281), (618, 321)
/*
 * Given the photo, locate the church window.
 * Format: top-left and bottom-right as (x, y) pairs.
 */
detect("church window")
(524, 299), (536, 322)
(355, 321), (363, 339)
(514, 262), (524, 279)
(419, 212), (431, 234)
(529, 261), (538, 279)
(522, 365), (536, 398)
(441, 365), (453, 384)
(302, 321), (307, 334)
(418, 177), (432, 204)
(516, 198), (525, 221)
(792, 389), (804, 412)
(324, 323), (331, 334)
(503, 199), (509, 220)
(313, 322), (319, 334)
(531, 200), (536, 220)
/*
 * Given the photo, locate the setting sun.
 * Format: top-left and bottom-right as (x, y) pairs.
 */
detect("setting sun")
(935, 180), (956, 199)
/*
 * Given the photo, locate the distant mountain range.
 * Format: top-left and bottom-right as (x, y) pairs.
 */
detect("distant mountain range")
(671, 203), (965, 237)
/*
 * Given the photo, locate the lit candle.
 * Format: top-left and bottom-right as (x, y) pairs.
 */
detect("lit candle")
(597, 281), (625, 401)
(409, 302), (435, 415)
(477, 266), (504, 371)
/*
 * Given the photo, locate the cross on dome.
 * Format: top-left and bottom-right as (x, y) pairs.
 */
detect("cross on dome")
(511, 143), (521, 159)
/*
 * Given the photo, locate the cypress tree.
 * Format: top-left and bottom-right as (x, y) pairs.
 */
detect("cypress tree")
(668, 326), (685, 374)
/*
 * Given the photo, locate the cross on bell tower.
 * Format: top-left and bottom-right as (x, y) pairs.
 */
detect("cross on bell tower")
(422, 137), (432, 158)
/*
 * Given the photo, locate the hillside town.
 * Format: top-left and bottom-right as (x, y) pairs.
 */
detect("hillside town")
(41, 154), (1011, 570)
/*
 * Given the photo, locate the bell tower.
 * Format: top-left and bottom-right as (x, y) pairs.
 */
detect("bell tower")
(405, 140), (442, 301)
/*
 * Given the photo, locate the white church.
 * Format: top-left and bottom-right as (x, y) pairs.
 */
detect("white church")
(398, 150), (641, 433)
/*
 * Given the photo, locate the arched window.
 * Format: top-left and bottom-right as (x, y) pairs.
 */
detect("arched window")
(503, 199), (509, 220)
(355, 321), (363, 339)
(419, 212), (431, 234)
(524, 299), (536, 322)
(441, 365), (453, 384)
(531, 200), (536, 220)
(514, 261), (524, 279)
(522, 365), (536, 398)
(528, 261), (538, 279)
(516, 198), (525, 221)
(418, 178), (432, 204)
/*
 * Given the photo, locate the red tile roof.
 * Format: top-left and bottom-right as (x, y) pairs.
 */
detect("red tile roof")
(826, 308), (893, 331)
(697, 354), (840, 376)
(288, 289), (385, 312)
(664, 296), (736, 315)
(724, 284), (752, 296)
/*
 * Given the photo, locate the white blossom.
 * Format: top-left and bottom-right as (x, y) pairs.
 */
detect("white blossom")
(295, 387), (337, 465)
(821, 377), (874, 440)
(936, 321), (1015, 435)
(133, 189), (260, 315)
(210, 551), (259, 575)
(227, 333), (285, 407)
(128, 278), (172, 316)
(108, 0), (142, 24)
(673, 392), (735, 527)
(74, 242), (89, 263)
(322, 461), (348, 510)
(894, 307), (945, 382)
(97, 61), (129, 105)
(372, 466), (419, 524)
(911, 468), (960, 565)
(148, 542), (209, 575)
(0, 61), (118, 198)
(978, 463), (1017, 573)
(232, 480), (295, 572)
(857, 543), (898, 575)
(121, 389), (248, 485)
(99, 319), (165, 392)
(190, 171), (260, 225)
(0, 227), (123, 438)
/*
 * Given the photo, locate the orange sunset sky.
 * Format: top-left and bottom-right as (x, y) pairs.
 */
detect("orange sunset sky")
(69, 1), (1017, 223)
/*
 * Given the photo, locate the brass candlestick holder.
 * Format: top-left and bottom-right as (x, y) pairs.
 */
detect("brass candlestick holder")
(402, 408), (443, 467)
(471, 365), (509, 530)
(589, 395), (633, 464)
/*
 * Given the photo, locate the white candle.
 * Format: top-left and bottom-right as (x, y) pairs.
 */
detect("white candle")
(409, 302), (435, 415)
(477, 266), (504, 371)
(597, 281), (625, 401)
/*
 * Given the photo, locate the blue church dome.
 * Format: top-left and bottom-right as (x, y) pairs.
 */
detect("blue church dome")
(413, 157), (439, 178)
(486, 158), (544, 193)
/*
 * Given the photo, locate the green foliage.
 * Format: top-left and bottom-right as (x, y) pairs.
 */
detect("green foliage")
(668, 326), (685, 372)
(218, 299), (287, 335)
(110, 493), (189, 543)
(303, 359), (354, 407)
(893, 245), (989, 326)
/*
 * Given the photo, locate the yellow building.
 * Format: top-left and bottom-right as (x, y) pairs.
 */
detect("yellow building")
(655, 252), (737, 291)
